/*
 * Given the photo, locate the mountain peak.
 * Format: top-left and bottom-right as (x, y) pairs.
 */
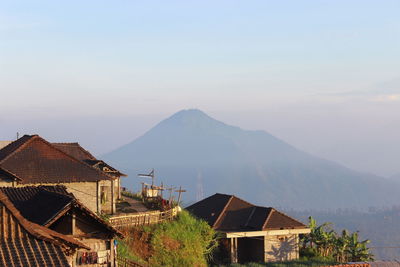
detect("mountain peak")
(169, 109), (212, 120)
(158, 109), (225, 131)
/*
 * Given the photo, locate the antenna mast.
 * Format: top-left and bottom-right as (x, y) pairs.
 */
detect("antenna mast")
(196, 170), (204, 201)
(138, 169), (155, 187)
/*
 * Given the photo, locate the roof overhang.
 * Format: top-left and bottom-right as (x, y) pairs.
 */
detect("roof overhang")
(223, 228), (310, 238)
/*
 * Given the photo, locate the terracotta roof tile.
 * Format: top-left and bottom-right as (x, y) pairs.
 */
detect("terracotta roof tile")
(0, 135), (113, 184)
(53, 143), (127, 176)
(186, 193), (232, 227)
(52, 143), (96, 161)
(187, 193), (307, 232)
(0, 191), (89, 250)
(0, 186), (73, 225)
(0, 185), (123, 238)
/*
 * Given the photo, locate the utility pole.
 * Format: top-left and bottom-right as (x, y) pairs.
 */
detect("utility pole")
(175, 186), (186, 206)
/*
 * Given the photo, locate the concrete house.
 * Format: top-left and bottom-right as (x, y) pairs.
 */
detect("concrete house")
(0, 135), (119, 214)
(0, 185), (122, 267)
(187, 193), (310, 264)
(52, 142), (127, 200)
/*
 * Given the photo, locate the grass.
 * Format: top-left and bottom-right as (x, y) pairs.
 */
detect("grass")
(117, 210), (218, 267)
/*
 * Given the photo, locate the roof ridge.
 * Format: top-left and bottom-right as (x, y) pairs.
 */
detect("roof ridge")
(271, 208), (307, 227)
(0, 191), (88, 249)
(230, 194), (256, 207)
(213, 195), (234, 228)
(0, 167), (23, 181)
(34, 136), (115, 181)
(52, 142), (97, 160)
(215, 193), (256, 207)
(70, 198), (123, 237)
(0, 135), (37, 164)
(262, 208), (275, 230)
(244, 206), (257, 227)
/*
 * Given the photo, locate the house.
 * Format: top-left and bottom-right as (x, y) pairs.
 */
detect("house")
(0, 135), (119, 214)
(52, 142), (127, 199)
(0, 190), (89, 267)
(0, 185), (123, 267)
(187, 193), (310, 264)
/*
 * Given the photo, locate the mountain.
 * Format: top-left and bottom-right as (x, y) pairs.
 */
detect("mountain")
(104, 109), (400, 210)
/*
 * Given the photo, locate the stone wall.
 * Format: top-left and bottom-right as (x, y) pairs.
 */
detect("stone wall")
(264, 234), (299, 262)
(64, 182), (99, 213)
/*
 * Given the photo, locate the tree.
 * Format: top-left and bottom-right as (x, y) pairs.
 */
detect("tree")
(301, 217), (374, 263)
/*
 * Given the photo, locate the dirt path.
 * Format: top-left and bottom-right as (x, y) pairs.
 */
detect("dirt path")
(116, 196), (149, 214)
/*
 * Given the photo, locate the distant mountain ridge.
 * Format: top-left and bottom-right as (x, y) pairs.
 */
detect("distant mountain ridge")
(104, 109), (400, 210)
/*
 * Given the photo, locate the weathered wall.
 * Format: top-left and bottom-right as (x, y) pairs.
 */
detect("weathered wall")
(99, 179), (116, 214)
(73, 238), (115, 267)
(0, 180), (118, 215)
(64, 182), (99, 213)
(264, 234), (299, 262)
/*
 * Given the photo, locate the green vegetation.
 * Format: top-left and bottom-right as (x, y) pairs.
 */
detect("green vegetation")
(289, 207), (400, 260)
(301, 216), (373, 263)
(117, 210), (218, 267)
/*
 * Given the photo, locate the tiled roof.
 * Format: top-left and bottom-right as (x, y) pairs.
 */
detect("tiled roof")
(0, 135), (113, 184)
(52, 142), (96, 161)
(0, 185), (122, 237)
(53, 142), (127, 176)
(187, 193), (306, 232)
(186, 193), (232, 227)
(0, 189), (89, 267)
(0, 186), (74, 226)
(0, 190), (89, 248)
(0, 237), (70, 267)
(0, 167), (21, 181)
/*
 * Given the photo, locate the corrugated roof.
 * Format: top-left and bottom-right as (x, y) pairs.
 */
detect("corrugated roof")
(187, 193), (307, 232)
(0, 135), (113, 184)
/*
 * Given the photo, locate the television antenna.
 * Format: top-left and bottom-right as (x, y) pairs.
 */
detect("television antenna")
(138, 169), (155, 187)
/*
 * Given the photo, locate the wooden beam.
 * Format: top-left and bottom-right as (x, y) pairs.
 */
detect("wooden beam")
(71, 211), (76, 236)
(224, 228), (310, 238)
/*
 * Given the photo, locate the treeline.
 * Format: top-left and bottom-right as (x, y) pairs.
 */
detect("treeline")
(288, 207), (400, 260)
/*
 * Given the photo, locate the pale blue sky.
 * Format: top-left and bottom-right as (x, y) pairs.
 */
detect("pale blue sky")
(1, 1), (400, 176)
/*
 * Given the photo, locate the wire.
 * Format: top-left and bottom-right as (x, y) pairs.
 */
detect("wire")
(67, 186), (98, 198)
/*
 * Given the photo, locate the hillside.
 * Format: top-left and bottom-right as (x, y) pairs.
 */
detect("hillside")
(104, 109), (400, 210)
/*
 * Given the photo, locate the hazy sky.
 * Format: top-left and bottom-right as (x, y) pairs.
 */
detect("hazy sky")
(1, 1), (399, 176)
